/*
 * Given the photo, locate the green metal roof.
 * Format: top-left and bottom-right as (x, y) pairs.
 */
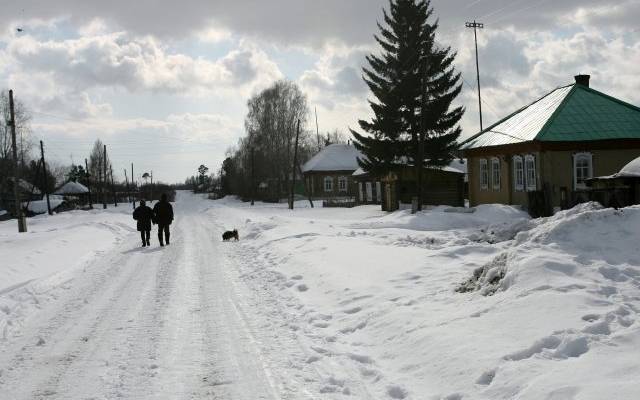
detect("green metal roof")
(460, 83), (640, 149)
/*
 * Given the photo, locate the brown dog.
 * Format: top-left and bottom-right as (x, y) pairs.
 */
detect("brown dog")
(222, 229), (239, 241)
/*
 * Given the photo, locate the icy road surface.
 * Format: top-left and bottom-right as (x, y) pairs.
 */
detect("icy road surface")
(0, 193), (312, 399)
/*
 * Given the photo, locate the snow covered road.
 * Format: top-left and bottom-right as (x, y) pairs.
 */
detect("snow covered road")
(2, 193), (640, 399)
(0, 193), (310, 399)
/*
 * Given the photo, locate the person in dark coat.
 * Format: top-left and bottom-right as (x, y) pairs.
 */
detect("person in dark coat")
(153, 193), (174, 246)
(133, 200), (154, 247)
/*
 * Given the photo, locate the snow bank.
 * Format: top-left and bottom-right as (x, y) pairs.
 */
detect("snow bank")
(24, 198), (65, 214)
(0, 206), (136, 339)
(213, 198), (640, 399)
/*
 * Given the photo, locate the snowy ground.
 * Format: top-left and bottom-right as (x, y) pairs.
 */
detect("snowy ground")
(1, 192), (639, 399)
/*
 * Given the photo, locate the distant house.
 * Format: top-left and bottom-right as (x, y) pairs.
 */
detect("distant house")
(54, 181), (91, 206)
(302, 144), (363, 200)
(460, 75), (640, 216)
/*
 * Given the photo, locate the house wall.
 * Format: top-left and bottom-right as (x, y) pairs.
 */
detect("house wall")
(305, 171), (357, 199)
(397, 168), (465, 206)
(468, 147), (640, 209)
(467, 155), (515, 206)
(540, 148), (640, 207)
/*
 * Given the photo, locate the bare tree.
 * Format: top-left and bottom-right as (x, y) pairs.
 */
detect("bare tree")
(88, 139), (112, 193)
(243, 80), (309, 200)
(323, 129), (349, 146)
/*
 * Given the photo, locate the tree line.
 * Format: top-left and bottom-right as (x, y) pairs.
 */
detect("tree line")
(0, 92), (175, 214)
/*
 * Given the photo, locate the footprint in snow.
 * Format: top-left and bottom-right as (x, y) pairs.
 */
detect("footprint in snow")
(297, 284), (308, 292)
(476, 369), (496, 385)
(387, 385), (408, 399)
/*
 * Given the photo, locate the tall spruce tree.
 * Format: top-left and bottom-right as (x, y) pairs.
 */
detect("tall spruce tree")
(351, 0), (464, 207)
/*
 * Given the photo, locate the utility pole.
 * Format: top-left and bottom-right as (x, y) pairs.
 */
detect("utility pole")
(289, 119), (301, 210)
(85, 158), (93, 209)
(315, 107), (321, 152)
(416, 73), (427, 213)
(103, 144), (107, 209)
(124, 169), (130, 205)
(250, 145), (255, 206)
(9, 90), (27, 232)
(40, 140), (52, 215)
(110, 165), (117, 207)
(131, 163), (135, 209)
(465, 20), (484, 131)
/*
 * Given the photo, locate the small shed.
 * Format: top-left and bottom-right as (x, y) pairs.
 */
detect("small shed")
(354, 163), (466, 210)
(588, 156), (640, 207)
(54, 181), (91, 206)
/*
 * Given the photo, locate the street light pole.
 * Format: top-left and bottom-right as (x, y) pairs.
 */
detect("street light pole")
(465, 20), (484, 131)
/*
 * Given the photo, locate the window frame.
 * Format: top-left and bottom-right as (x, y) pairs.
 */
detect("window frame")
(524, 154), (537, 192)
(573, 152), (593, 190)
(479, 158), (489, 190)
(338, 176), (348, 192)
(513, 155), (524, 192)
(324, 176), (334, 192)
(491, 157), (501, 190)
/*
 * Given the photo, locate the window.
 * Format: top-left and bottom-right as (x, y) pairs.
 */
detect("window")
(574, 152), (593, 190)
(324, 176), (333, 192)
(525, 154), (536, 191)
(358, 182), (364, 201)
(376, 181), (382, 202)
(491, 157), (501, 190)
(338, 176), (348, 192)
(513, 156), (524, 191)
(479, 159), (488, 190)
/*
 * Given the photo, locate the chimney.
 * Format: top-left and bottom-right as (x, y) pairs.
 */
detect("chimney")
(574, 74), (590, 88)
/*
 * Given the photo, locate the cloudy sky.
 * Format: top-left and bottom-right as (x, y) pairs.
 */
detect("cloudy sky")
(1, 0), (638, 183)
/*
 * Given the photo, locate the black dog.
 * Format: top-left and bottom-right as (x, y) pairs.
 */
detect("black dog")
(222, 229), (239, 241)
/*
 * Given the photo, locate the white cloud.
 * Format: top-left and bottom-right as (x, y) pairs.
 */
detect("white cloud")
(6, 32), (282, 96)
(198, 27), (232, 44)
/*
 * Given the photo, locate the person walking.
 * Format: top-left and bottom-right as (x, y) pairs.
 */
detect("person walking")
(153, 193), (174, 246)
(133, 200), (154, 247)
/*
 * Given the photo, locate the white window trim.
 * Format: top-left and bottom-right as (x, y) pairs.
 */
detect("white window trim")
(573, 152), (593, 190)
(479, 158), (488, 190)
(324, 176), (333, 192)
(524, 154), (537, 192)
(513, 155), (524, 192)
(338, 176), (348, 192)
(491, 157), (501, 190)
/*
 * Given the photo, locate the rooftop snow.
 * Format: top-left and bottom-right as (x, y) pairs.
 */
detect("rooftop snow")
(55, 181), (89, 195)
(302, 144), (363, 172)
